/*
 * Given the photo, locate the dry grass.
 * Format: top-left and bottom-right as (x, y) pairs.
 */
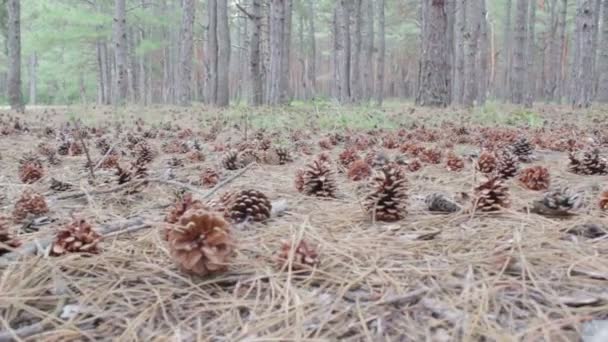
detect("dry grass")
(1, 104), (608, 341)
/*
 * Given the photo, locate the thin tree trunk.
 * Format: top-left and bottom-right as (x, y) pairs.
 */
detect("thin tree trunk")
(113, 0), (128, 105)
(510, 0), (528, 104)
(544, 0), (560, 102)
(524, 0), (536, 107)
(249, 0), (264, 105)
(478, 0), (489, 105)
(571, 0), (595, 108)
(417, 0), (450, 107)
(362, 0), (374, 102)
(453, 0), (466, 105)
(375, 0), (385, 106)
(463, 0), (480, 107)
(597, 0), (608, 102)
(96, 41), (105, 104)
(7, 0), (23, 111)
(279, 0), (292, 103)
(500, 0), (513, 100)
(177, 0), (195, 106)
(216, 0), (230, 106)
(335, 0), (351, 103)
(206, 0), (218, 104)
(556, 0), (568, 102)
(269, 0), (284, 105)
(307, 0), (317, 97)
(351, 0), (363, 102)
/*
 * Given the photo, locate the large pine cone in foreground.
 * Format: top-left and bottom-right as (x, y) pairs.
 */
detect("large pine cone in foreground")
(227, 190), (272, 223)
(0, 217), (20, 255)
(167, 210), (233, 276)
(277, 240), (319, 271)
(473, 177), (510, 212)
(364, 164), (408, 222)
(51, 218), (102, 256)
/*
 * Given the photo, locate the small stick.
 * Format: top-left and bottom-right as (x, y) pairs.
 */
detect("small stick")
(76, 125), (96, 181)
(94, 140), (121, 171)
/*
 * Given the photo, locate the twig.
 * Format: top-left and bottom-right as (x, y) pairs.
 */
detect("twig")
(235, 3), (255, 20)
(94, 140), (121, 171)
(55, 180), (148, 200)
(76, 125), (96, 181)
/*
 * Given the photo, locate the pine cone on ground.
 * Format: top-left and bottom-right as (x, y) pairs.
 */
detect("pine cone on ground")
(51, 218), (101, 256)
(221, 150), (240, 170)
(238, 149), (261, 166)
(599, 190), (608, 210)
(95, 137), (111, 154)
(277, 240), (319, 271)
(133, 141), (155, 164)
(99, 154), (119, 169)
(18, 153), (44, 184)
(339, 148), (361, 169)
(186, 150), (205, 162)
(510, 137), (533, 162)
(364, 165), (408, 222)
(425, 193), (461, 213)
(13, 190), (49, 223)
(420, 148), (442, 164)
(445, 152), (464, 172)
(473, 177), (511, 212)
(518, 166), (550, 191)
(167, 157), (184, 168)
(50, 178), (72, 192)
(568, 148), (608, 175)
(347, 159), (372, 181)
(68, 141), (83, 156)
(318, 138), (333, 150)
(47, 152), (61, 166)
(115, 162), (148, 185)
(37, 142), (56, 157)
(0, 217), (20, 255)
(382, 135), (399, 149)
(57, 140), (70, 156)
(167, 210), (233, 276)
(400, 142), (425, 157)
(496, 150), (519, 179)
(405, 159), (422, 172)
(275, 147), (293, 165)
(165, 193), (208, 240)
(530, 188), (582, 216)
(200, 168), (220, 188)
(366, 150), (390, 169)
(227, 190), (272, 223)
(476, 151), (497, 174)
(296, 155), (337, 197)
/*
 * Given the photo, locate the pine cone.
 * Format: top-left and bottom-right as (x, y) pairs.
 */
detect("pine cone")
(297, 155), (337, 197)
(47, 152), (61, 166)
(347, 159), (372, 181)
(274, 147), (293, 165)
(496, 150), (519, 179)
(68, 141), (83, 156)
(57, 140), (70, 156)
(568, 148), (608, 175)
(366, 150), (390, 169)
(13, 190), (49, 223)
(186, 150), (205, 162)
(167, 157), (184, 168)
(518, 166), (550, 191)
(200, 168), (220, 188)
(400, 142), (425, 156)
(420, 148), (442, 164)
(599, 190), (608, 210)
(339, 148), (360, 168)
(510, 137), (533, 162)
(0, 216), (20, 255)
(37, 142), (56, 157)
(95, 137), (112, 154)
(318, 138), (333, 150)
(473, 177), (510, 212)
(445, 152), (464, 172)
(18, 153), (44, 184)
(382, 135), (399, 149)
(227, 190), (272, 223)
(405, 159), (422, 172)
(277, 240), (319, 271)
(99, 154), (119, 169)
(530, 188), (582, 216)
(425, 193), (461, 213)
(167, 210), (233, 276)
(51, 218), (101, 256)
(238, 149), (261, 166)
(133, 141), (155, 164)
(476, 151), (497, 173)
(364, 165), (408, 221)
(221, 150), (240, 170)
(115, 162), (148, 185)
(50, 178), (72, 192)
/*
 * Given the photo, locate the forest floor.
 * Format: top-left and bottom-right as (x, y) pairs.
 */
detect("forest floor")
(0, 102), (607, 341)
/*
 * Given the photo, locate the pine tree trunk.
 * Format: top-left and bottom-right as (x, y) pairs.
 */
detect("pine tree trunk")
(571, 0), (595, 108)
(362, 0), (374, 101)
(335, 0), (351, 103)
(524, 0), (536, 107)
(206, 0), (218, 104)
(279, 0), (292, 103)
(113, 0), (128, 105)
(477, 0), (490, 105)
(269, 0), (284, 105)
(453, 0), (466, 105)
(500, 0), (513, 100)
(591, 0), (602, 96)
(250, 0), (264, 105)
(7, 0), (23, 111)
(510, 0), (528, 104)
(463, 0), (480, 107)
(597, 0), (608, 102)
(375, 0), (385, 106)
(351, 0), (363, 102)
(544, 0), (560, 102)
(307, 0), (317, 97)
(96, 41), (105, 104)
(556, 0), (568, 102)
(216, 0), (230, 106)
(417, 0), (450, 107)
(176, 0), (195, 106)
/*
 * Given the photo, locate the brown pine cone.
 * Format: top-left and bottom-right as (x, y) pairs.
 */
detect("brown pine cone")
(0, 216), (20, 255)
(277, 240), (319, 271)
(18, 153), (44, 184)
(200, 168), (220, 188)
(13, 190), (49, 223)
(167, 210), (233, 276)
(51, 218), (101, 256)
(599, 190), (608, 210)
(445, 152), (464, 172)
(476, 151), (497, 174)
(419, 148), (442, 164)
(297, 155), (337, 197)
(518, 166), (550, 191)
(473, 177), (510, 212)
(227, 190), (272, 223)
(347, 159), (372, 181)
(339, 148), (360, 168)
(364, 164), (408, 222)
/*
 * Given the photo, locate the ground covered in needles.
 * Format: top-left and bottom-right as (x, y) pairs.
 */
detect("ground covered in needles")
(1, 103), (608, 341)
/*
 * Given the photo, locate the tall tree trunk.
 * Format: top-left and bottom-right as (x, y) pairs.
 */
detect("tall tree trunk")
(375, 0), (385, 106)
(335, 0), (351, 103)
(477, 0), (489, 105)
(510, 0), (528, 104)
(96, 41), (105, 104)
(250, 0), (264, 105)
(216, 0), (230, 106)
(524, 0), (536, 107)
(544, 0), (560, 102)
(351, 0), (363, 102)
(307, 0), (317, 98)
(591, 0), (602, 96)
(113, 0), (128, 105)
(417, 0), (450, 107)
(177, 0), (195, 106)
(597, 0), (608, 102)
(7, 0), (22, 111)
(269, 0), (285, 105)
(362, 0), (374, 101)
(279, 0), (292, 103)
(28, 53), (36, 105)
(500, 0), (513, 100)
(463, 0), (480, 107)
(206, 0), (218, 104)
(453, 0), (466, 105)
(556, 0), (568, 102)
(571, 0), (595, 108)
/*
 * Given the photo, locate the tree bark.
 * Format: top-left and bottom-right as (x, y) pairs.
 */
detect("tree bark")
(216, 0), (230, 106)
(510, 0), (528, 104)
(597, 0), (608, 102)
(571, 0), (595, 108)
(307, 0), (317, 98)
(269, 0), (285, 105)
(177, 0), (195, 106)
(206, 0), (218, 104)
(524, 0), (536, 107)
(351, 0), (363, 102)
(113, 0), (128, 105)
(279, 0), (292, 103)
(500, 0), (513, 100)
(417, 0), (450, 107)
(7, 0), (23, 111)
(477, 0), (490, 105)
(335, 0), (351, 104)
(556, 0), (568, 102)
(362, 0), (374, 102)
(453, 0), (466, 104)
(375, 0), (385, 106)
(463, 0), (480, 107)
(250, 0), (264, 105)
